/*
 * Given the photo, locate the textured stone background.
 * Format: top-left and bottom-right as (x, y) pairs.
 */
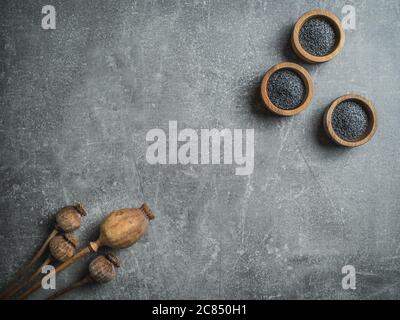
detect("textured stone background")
(1, 0), (400, 299)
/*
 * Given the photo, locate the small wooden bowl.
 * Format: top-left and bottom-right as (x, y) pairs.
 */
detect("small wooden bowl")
(291, 9), (345, 63)
(260, 62), (314, 116)
(324, 95), (378, 147)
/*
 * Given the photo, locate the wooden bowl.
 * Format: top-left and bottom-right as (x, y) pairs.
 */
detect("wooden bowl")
(324, 95), (377, 147)
(291, 9), (345, 63)
(260, 62), (314, 116)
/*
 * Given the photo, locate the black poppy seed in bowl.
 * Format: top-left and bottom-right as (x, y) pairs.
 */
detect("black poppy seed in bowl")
(267, 69), (306, 110)
(299, 17), (337, 56)
(332, 100), (370, 141)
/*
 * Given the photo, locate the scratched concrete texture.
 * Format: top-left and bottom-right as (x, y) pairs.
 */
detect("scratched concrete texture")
(1, 0), (400, 300)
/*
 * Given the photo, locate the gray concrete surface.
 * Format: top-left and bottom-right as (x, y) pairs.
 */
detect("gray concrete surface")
(1, 0), (400, 299)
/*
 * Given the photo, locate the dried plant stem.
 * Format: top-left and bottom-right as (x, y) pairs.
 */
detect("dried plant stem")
(49, 253), (120, 300)
(5, 257), (53, 299)
(47, 276), (92, 300)
(0, 229), (58, 299)
(18, 245), (94, 300)
(26, 257), (53, 285)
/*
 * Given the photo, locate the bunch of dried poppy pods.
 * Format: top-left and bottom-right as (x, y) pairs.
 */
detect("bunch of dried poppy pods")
(0, 203), (155, 300)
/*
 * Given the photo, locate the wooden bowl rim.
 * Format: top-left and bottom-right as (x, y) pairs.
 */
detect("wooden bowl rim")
(323, 94), (378, 147)
(291, 9), (345, 63)
(260, 62), (314, 116)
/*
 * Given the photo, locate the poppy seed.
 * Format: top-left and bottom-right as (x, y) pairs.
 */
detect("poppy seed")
(332, 100), (370, 141)
(267, 69), (306, 110)
(299, 17), (337, 56)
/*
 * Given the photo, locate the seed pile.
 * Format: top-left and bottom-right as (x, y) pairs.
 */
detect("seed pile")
(267, 69), (306, 110)
(299, 17), (337, 56)
(332, 100), (370, 141)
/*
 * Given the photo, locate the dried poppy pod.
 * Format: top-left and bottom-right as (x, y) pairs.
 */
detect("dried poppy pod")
(48, 253), (121, 300)
(0, 203), (86, 300)
(31, 232), (80, 278)
(49, 233), (79, 262)
(20, 203), (154, 299)
(90, 203), (155, 252)
(56, 204), (87, 232)
(89, 253), (120, 283)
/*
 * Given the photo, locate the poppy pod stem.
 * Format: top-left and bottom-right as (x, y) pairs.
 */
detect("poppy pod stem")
(47, 275), (92, 300)
(48, 253), (121, 300)
(0, 203), (86, 300)
(0, 228), (58, 300)
(4, 257), (53, 300)
(12, 233), (79, 299)
(18, 246), (93, 300)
